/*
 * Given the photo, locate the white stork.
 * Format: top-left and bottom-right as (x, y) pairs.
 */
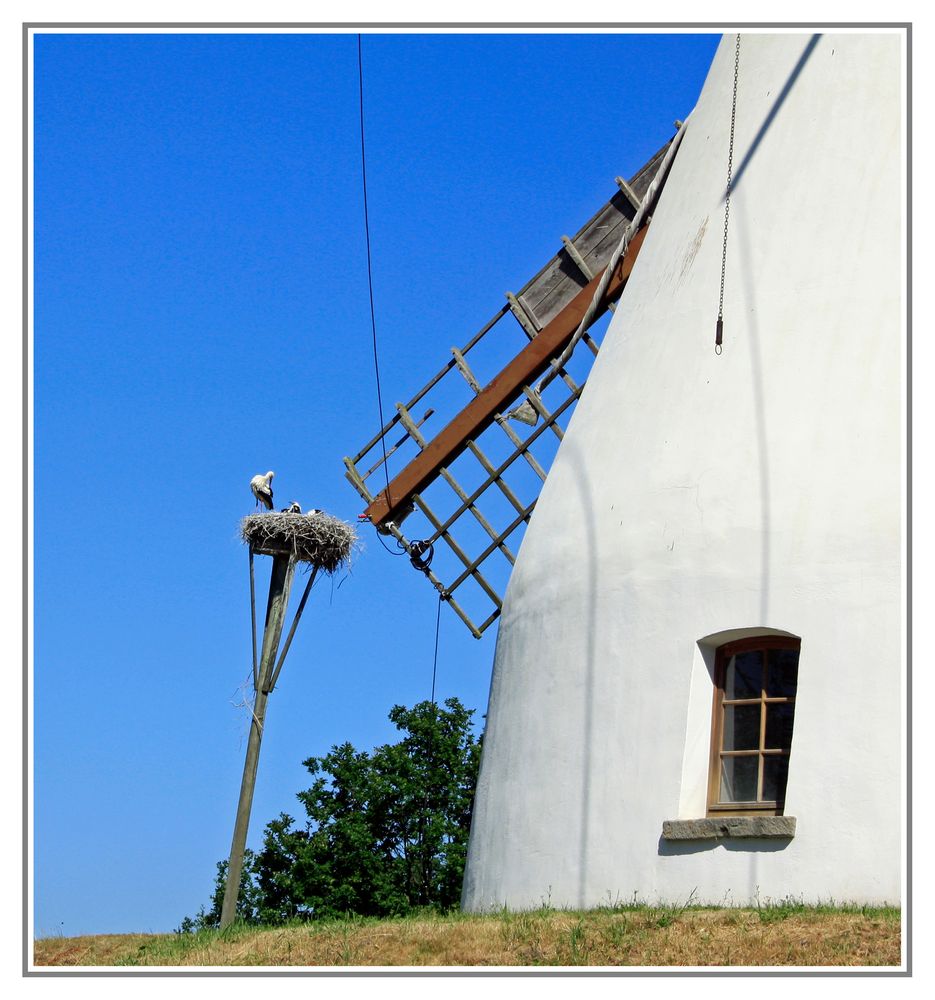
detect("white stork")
(250, 471), (275, 511)
(280, 501), (302, 514)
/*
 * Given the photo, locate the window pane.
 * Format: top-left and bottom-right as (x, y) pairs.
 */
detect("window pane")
(763, 755), (790, 804)
(723, 703), (761, 751)
(720, 755), (758, 802)
(765, 702), (795, 749)
(766, 648), (799, 697)
(726, 651), (762, 699)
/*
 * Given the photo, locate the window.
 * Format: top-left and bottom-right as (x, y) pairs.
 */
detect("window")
(707, 635), (800, 816)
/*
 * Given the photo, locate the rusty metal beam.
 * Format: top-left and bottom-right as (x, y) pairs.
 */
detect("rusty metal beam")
(363, 222), (649, 528)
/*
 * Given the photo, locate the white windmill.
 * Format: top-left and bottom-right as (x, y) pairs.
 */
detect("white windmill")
(462, 32), (903, 911)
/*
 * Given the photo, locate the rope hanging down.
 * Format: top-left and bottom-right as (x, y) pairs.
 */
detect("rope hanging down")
(430, 592), (441, 705)
(716, 33), (741, 355)
(507, 113), (693, 422)
(357, 35), (411, 562)
(357, 34), (392, 497)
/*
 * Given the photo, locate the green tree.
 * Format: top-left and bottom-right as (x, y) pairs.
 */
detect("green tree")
(189, 849), (263, 929)
(192, 698), (482, 926)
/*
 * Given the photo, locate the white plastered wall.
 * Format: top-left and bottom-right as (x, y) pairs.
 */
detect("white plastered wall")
(462, 32), (903, 911)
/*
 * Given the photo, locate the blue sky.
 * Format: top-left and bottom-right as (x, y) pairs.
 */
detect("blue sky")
(33, 29), (719, 936)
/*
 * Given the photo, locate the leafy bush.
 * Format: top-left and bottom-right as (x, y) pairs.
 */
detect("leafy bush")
(188, 698), (482, 927)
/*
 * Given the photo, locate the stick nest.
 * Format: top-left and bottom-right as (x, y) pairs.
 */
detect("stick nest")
(240, 512), (357, 572)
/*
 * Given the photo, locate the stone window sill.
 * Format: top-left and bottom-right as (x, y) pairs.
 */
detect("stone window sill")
(662, 816), (796, 841)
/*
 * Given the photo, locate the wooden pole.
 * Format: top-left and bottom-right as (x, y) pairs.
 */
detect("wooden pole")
(220, 552), (296, 929)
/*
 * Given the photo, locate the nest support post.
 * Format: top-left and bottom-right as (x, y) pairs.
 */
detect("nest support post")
(219, 511), (355, 928)
(220, 551), (296, 930)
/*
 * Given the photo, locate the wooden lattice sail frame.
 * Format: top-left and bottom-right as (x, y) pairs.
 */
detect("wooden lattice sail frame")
(344, 134), (682, 637)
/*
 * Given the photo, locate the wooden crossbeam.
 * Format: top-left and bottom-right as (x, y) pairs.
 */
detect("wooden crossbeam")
(363, 223), (649, 528)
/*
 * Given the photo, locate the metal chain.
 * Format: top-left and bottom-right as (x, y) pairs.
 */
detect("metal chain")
(717, 33), (741, 355)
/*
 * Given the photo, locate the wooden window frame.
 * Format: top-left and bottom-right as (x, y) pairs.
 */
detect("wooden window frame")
(706, 635), (801, 818)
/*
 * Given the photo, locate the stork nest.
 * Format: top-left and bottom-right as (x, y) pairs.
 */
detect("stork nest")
(240, 512), (357, 571)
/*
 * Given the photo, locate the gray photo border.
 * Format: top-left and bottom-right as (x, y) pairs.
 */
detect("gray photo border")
(22, 19), (913, 979)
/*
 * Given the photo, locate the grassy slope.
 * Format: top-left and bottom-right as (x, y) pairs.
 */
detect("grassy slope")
(34, 903), (901, 968)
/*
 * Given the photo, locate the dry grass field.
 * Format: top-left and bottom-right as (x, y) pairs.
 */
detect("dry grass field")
(34, 902), (901, 968)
